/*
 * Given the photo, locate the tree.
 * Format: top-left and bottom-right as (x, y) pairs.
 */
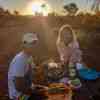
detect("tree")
(87, 0), (100, 13)
(14, 10), (19, 16)
(48, 12), (58, 16)
(41, 4), (46, 9)
(0, 7), (5, 15)
(35, 12), (43, 16)
(77, 11), (85, 16)
(64, 3), (78, 16)
(5, 9), (11, 15)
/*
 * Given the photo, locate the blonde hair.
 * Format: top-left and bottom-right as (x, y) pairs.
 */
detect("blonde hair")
(57, 24), (77, 44)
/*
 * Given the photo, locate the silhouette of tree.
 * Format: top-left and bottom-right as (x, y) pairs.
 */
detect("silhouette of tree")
(87, 0), (100, 13)
(77, 11), (85, 16)
(0, 7), (5, 15)
(41, 4), (46, 9)
(48, 12), (58, 16)
(35, 12), (43, 16)
(14, 10), (19, 16)
(5, 9), (11, 15)
(64, 3), (78, 16)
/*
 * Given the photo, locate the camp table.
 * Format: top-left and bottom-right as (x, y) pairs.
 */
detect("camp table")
(47, 83), (72, 100)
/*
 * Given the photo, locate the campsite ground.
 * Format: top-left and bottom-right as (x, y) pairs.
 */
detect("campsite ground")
(0, 15), (100, 99)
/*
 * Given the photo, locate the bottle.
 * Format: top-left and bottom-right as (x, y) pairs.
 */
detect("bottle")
(68, 62), (82, 89)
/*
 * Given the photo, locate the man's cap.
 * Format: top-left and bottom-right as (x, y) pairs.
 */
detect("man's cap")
(22, 32), (38, 47)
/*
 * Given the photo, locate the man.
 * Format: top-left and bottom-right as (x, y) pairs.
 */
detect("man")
(8, 33), (38, 100)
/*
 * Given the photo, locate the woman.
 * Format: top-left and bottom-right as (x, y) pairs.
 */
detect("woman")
(56, 24), (82, 89)
(56, 24), (82, 65)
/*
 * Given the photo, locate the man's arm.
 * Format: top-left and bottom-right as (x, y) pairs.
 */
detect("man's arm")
(15, 77), (33, 95)
(11, 56), (33, 94)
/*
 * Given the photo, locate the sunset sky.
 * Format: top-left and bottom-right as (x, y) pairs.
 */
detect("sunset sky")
(0, 0), (93, 15)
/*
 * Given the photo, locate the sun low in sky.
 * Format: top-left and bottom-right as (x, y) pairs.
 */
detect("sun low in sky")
(25, 1), (52, 16)
(0, 0), (94, 15)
